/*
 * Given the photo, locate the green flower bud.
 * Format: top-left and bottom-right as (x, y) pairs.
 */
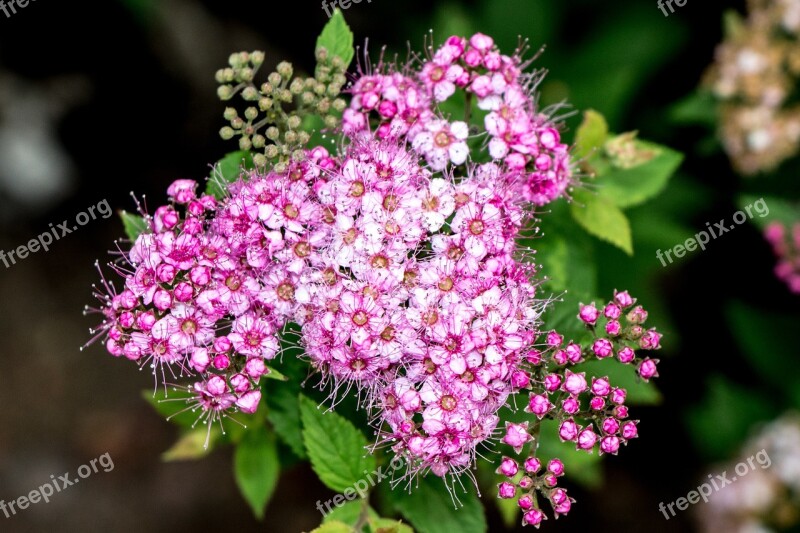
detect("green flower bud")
(229, 52), (242, 68)
(253, 153), (267, 167)
(265, 145), (279, 159)
(290, 78), (304, 95)
(287, 115), (302, 130)
(268, 72), (282, 86)
(333, 98), (346, 112)
(277, 61), (293, 79)
(239, 67), (254, 82)
(239, 136), (252, 151)
(242, 86), (259, 101)
(252, 134), (266, 149)
(223, 107), (238, 121)
(238, 51), (250, 64)
(261, 82), (273, 94)
(244, 107), (258, 121)
(304, 78), (316, 89)
(259, 97), (273, 111)
(297, 131), (310, 145)
(215, 69), (226, 84)
(284, 130), (297, 144)
(266, 127), (280, 141)
(315, 47), (329, 62)
(317, 98), (331, 114)
(301, 91), (316, 105)
(324, 115), (338, 129)
(219, 126), (235, 140)
(316, 66), (331, 83)
(314, 82), (326, 96)
(327, 84), (342, 97)
(251, 51), (265, 66)
(223, 68), (235, 83)
(217, 85), (233, 100)
(331, 56), (344, 70)
(292, 149), (307, 162)
(280, 89), (292, 103)
(332, 74), (347, 87)
(231, 117), (244, 130)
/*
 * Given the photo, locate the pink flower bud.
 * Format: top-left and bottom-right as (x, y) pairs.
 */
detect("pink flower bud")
(546, 331), (563, 347)
(600, 436), (620, 455)
(601, 418), (620, 435)
(155, 206), (179, 231)
(119, 311), (135, 329)
(550, 488), (568, 505)
(524, 457), (542, 473)
(614, 405), (629, 419)
(526, 349), (543, 365)
(235, 390), (261, 414)
(511, 370), (530, 389)
(559, 419), (579, 441)
(527, 394), (552, 418)
(173, 282), (193, 302)
(464, 48), (482, 67)
(562, 370), (587, 394)
(614, 290), (633, 308)
(543, 473), (558, 487)
(518, 476), (534, 490)
(245, 358), (267, 379)
(153, 288), (172, 311)
(544, 374), (562, 392)
(577, 428), (598, 450)
(498, 457), (519, 477)
(498, 482), (516, 499)
(230, 373), (251, 393)
(469, 32), (494, 52)
(578, 303), (599, 325)
(638, 358), (658, 381)
(610, 387), (627, 405)
(547, 459), (565, 476)
(589, 396), (605, 410)
(626, 305), (648, 324)
(522, 509), (545, 527)
(605, 320), (621, 336)
(119, 290), (137, 309)
(136, 310), (156, 331)
(518, 494), (534, 510)
(617, 346), (635, 364)
(190, 266), (211, 286)
(604, 303), (621, 319)
(156, 264), (176, 283)
(502, 422), (530, 453)
(190, 347), (210, 373)
(621, 421), (638, 440)
(639, 329), (662, 350)
(553, 349), (568, 365)
(562, 396), (579, 415)
(167, 179), (197, 204)
(206, 375), (227, 396)
(554, 498), (572, 516)
(592, 338), (613, 358)
(591, 377), (611, 396)
(539, 128), (560, 150)
(565, 343), (582, 363)
(213, 354), (231, 370)
(214, 336), (232, 352)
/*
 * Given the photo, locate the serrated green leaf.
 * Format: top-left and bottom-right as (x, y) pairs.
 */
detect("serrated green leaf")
(597, 141), (683, 208)
(311, 521), (354, 533)
(161, 427), (220, 461)
(571, 190), (633, 255)
(299, 394), (376, 492)
(574, 109), (609, 159)
(495, 496), (519, 529)
(370, 518), (414, 533)
(120, 210), (148, 241)
(389, 476), (486, 533)
(264, 341), (308, 459)
(316, 9), (354, 68)
(206, 150), (254, 199)
(234, 425), (280, 520)
(574, 358), (662, 405)
(738, 195), (798, 231)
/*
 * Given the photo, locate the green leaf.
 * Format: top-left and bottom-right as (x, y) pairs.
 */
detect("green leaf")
(234, 425), (280, 520)
(323, 499), (378, 527)
(369, 518), (414, 533)
(389, 476), (487, 533)
(597, 141), (683, 208)
(570, 190), (633, 255)
(206, 150), (254, 199)
(141, 389), (197, 428)
(495, 496), (519, 529)
(299, 394), (376, 492)
(574, 109), (609, 159)
(738, 195), (798, 231)
(119, 210), (148, 241)
(311, 521), (354, 533)
(574, 358), (662, 405)
(316, 9), (355, 68)
(669, 91), (718, 127)
(161, 427), (220, 461)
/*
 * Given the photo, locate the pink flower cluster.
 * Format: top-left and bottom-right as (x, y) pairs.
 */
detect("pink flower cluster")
(765, 221), (800, 293)
(89, 33), (664, 528)
(491, 290), (661, 525)
(343, 33), (574, 205)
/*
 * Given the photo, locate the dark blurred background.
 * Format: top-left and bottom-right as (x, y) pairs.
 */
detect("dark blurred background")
(3, 0), (797, 532)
